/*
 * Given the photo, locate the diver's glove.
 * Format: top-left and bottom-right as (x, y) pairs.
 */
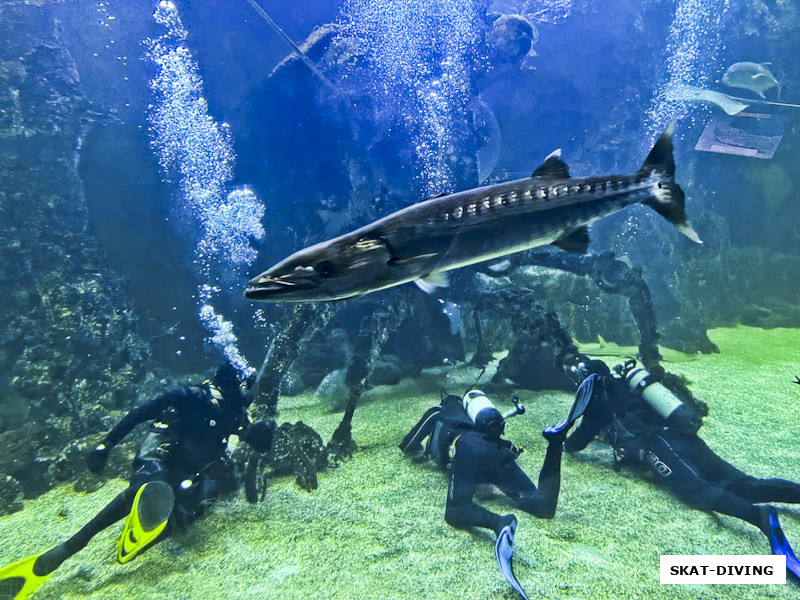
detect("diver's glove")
(499, 439), (524, 459)
(243, 421), (274, 454)
(87, 443), (110, 474)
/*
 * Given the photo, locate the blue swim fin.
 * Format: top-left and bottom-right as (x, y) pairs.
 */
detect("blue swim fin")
(766, 508), (800, 581)
(543, 374), (597, 440)
(494, 518), (529, 600)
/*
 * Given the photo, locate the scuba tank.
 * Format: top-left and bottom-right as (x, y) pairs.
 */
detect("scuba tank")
(615, 359), (701, 434)
(462, 390), (525, 432)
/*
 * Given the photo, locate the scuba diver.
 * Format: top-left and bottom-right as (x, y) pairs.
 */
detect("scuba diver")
(0, 361), (274, 600)
(553, 354), (800, 581)
(399, 386), (589, 600)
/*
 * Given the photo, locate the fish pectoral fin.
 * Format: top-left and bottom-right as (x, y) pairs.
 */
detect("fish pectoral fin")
(387, 252), (439, 267)
(531, 149), (571, 179)
(414, 272), (450, 294)
(552, 227), (590, 254)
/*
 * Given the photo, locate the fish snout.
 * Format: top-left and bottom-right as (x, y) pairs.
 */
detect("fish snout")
(245, 268), (321, 300)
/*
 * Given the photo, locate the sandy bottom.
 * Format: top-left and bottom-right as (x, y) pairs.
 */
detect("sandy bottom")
(1, 326), (799, 599)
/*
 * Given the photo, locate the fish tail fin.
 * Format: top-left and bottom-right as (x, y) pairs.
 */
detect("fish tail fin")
(638, 120), (702, 244)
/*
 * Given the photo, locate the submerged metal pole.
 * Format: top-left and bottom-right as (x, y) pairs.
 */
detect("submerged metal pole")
(243, 0), (336, 90)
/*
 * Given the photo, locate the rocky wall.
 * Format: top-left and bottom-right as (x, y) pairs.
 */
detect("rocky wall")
(0, 0), (158, 513)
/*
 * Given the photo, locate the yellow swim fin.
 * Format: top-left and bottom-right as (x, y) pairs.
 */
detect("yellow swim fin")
(116, 481), (174, 564)
(0, 550), (53, 600)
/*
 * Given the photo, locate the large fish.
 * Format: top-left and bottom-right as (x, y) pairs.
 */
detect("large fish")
(722, 62), (779, 99)
(246, 123), (701, 303)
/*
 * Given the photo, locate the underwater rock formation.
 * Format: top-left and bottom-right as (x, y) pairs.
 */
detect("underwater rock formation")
(329, 297), (411, 459)
(0, 0), (157, 511)
(239, 420), (330, 499)
(285, 293), (464, 398)
(253, 304), (337, 417)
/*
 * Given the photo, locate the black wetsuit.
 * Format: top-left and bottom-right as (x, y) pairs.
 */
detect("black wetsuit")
(35, 383), (270, 575)
(567, 373), (800, 531)
(400, 396), (563, 535)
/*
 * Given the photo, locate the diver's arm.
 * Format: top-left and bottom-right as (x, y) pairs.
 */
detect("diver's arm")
(399, 406), (441, 454)
(104, 388), (194, 446)
(239, 419), (275, 454)
(87, 388), (195, 474)
(497, 437), (523, 458)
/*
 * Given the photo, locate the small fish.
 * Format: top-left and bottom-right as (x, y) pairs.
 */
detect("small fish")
(722, 62), (779, 99)
(245, 122), (701, 303)
(792, 375), (800, 386)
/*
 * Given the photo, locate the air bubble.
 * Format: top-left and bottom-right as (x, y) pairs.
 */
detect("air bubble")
(145, 2), (263, 376)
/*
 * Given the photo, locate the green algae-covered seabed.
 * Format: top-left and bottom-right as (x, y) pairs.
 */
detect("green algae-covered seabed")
(2, 326), (799, 599)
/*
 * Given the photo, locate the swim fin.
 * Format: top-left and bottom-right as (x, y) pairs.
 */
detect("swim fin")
(543, 374), (597, 440)
(494, 518), (529, 600)
(0, 549), (54, 600)
(765, 507), (800, 581)
(117, 481), (175, 564)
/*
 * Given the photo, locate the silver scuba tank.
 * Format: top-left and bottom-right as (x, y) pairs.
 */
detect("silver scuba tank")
(624, 365), (701, 433)
(463, 390), (505, 432)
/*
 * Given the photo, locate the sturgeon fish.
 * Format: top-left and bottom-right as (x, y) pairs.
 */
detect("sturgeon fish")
(245, 123), (701, 303)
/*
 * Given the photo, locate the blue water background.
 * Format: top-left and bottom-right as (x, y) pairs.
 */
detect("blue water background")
(46, 0), (799, 373)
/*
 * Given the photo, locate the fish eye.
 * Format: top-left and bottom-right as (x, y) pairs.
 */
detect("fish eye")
(314, 260), (337, 278)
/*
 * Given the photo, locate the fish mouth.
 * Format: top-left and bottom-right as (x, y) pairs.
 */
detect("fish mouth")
(244, 273), (320, 300)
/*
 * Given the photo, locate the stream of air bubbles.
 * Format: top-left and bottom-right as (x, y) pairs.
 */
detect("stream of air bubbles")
(144, 0), (264, 376)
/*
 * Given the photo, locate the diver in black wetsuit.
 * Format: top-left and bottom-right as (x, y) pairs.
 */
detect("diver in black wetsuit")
(0, 361), (274, 600)
(400, 390), (576, 600)
(558, 355), (800, 580)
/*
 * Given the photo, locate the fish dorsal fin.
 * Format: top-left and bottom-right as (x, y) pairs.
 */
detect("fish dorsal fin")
(414, 272), (450, 294)
(532, 149), (570, 179)
(422, 192), (448, 202)
(551, 227), (590, 254)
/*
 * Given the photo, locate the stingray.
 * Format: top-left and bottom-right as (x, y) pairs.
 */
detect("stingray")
(666, 84), (749, 115)
(666, 84), (800, 115)
(722, 62), (779, 98)
(576, 338), (699, 364)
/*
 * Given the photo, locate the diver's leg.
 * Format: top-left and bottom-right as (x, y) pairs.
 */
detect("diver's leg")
(733, 478), (800, 504)
(399, 407), (441, 454)
(496, 439), (563, 519)
(647, 434), (763, 528)
(445, 435), (511, 536)
(34, 459), (169, 576)
(670, 432), (800, 504)
(171, 476), (219, 531)
(32, 488), (135, 576)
